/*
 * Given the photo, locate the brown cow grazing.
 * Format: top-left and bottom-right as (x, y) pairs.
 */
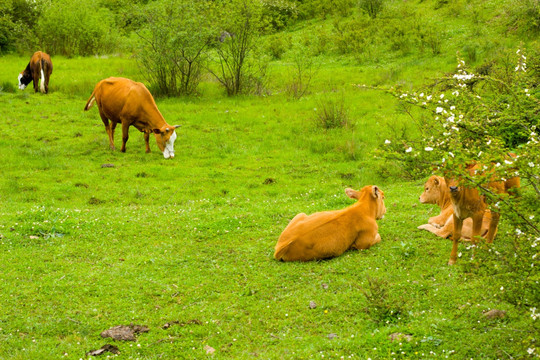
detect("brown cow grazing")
(417, 175), (493, 240)
(84, 77), (180, 159)
(274, 185), (386, 262)
(18, 51), (53, 94)
(445, 164), (520, 265)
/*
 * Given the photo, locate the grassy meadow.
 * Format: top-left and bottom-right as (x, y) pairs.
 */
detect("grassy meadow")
(1, 6), (539, 359)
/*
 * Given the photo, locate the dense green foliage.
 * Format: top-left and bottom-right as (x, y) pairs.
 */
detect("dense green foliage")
(1, 0), (539, 358)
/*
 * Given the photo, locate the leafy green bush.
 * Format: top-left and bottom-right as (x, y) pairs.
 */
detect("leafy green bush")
(261, 0), (298, 32)
(134, 0), (216, 96)
(265, 34), (288, 60)
(358, 0), (385, 19)
(332, 15), (372, 56)
(373, 49), (540, 322)
(209, 0), (268, 96)
(505, 0), (540, 35)
(36, 0), (117, 56)
(285, 43), (318, 99)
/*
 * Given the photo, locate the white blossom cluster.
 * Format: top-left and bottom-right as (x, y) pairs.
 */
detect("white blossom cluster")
(515, 48), (527, 72)
(454, 59), (475, 88)
(531, 307), (539, 320)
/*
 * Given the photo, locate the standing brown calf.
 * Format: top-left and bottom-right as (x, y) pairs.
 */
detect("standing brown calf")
(418, 175), (494, 240)
(445, 164), (520, 265)
(18, 51), (53, 94)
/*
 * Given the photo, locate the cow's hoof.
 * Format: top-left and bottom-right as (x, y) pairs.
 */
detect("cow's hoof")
(448, 258), (456, 265)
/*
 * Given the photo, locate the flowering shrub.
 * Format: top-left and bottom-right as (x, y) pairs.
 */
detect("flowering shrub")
(363, 48), (539, 339)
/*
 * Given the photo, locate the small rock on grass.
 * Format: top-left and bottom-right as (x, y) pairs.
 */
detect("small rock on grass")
(483, 309), (506, 319)
(204, 345), (216, 354)
(86, 344), (120, 356)
(100, 324), (149, 341)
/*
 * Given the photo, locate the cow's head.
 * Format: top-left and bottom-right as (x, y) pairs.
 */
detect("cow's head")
(18, 72), (32, 90)
(419, 175), (446, 204)
(346, 185), (386, 220)
(153, 125), (180, 159)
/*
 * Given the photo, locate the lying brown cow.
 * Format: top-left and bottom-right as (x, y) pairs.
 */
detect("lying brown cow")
(417, 175), (493, 240)
(18, 51), (53, 94)
(274, 185), (386, 262)
(84, 77), (180, 158)
(445, 164), (520, 265)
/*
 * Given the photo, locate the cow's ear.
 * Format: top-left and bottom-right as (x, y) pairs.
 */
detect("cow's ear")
(174, 125), (181, 129)
(152, 129), (161, 134)
(372, 186), (380, 199)
(434, 177), (439, 186)
(345, 188), (359, 200)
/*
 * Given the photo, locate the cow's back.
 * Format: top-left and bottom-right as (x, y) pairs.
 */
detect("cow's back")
(276, 209), (362, 261)
(94, 78), (155, 122)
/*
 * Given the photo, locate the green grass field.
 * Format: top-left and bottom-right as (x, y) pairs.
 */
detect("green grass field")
(0, 30), (538, 360)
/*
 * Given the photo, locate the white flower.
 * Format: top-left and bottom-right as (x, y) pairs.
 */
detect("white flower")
(427, 95), (432, 100)
(405, 147), (412, 153)
(452, 90), (460, 96)
(447, 115), (455, 122)
(500, 286), (504, 291)
(487, 139), (492, 145)
(516, 229), (522, 236)
(440, 94), (445, 99)
(495, 162), (501, 167)
(419, 93), (424, 97)
(450, 106), (456, 110)
(449, 151), (454, 158)
(436, 107), (444, 114)
(504, 160), (513, 165)
(385, 139), (391, 144)
(527, 348), (535, 355)
(529, 162), (535, 168)
(425, 147), (433, 151)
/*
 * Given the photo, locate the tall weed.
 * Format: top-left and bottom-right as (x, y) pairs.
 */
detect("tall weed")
(313, 96), (352, 130)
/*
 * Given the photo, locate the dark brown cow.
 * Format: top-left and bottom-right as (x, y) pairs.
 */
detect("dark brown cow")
(84, 77), (180, 158)
(18, 51), (53, 94)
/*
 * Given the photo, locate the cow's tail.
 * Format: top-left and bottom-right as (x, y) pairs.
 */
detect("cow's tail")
(84, 90), (96, 111)
(39, 58), (46, 93)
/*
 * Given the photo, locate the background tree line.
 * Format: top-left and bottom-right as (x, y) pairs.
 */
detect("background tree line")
(2, 0), (539, 97)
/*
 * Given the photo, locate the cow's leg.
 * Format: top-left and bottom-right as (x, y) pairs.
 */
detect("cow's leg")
(99, 113), (115, 150)
(32, 71), (40, 93)
(120, 122), (130, 153)
(471, 213), (483, 245)
(351, 229), (380, 250)
(144, 132), (151, 153)
(44, 73), (49, 94)
(485, 211), (500, 243)
(449, 214), (463, 265)
(470, 212), (484, 259)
